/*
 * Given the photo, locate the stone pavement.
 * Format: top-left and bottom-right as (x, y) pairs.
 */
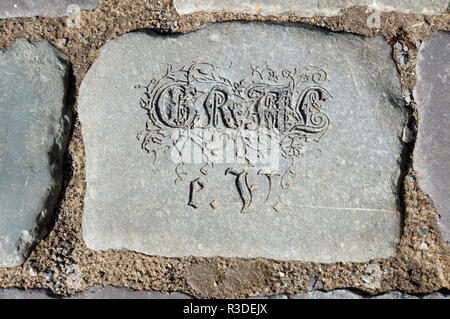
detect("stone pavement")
(1, 286), (448, 299)
(79, 22), (405, 263)
(413, 32), (450, 244)
(0, 286), (190, 299)
(174, 0), (450, 17)
(0, 39), (70, 267)
(0, 0), (448, 299)
(0, 0), (98, 19)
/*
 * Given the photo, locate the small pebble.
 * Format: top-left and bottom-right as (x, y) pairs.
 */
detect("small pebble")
(56, 38), (67, 47)
(29, 267), (37, 276)
(361, 275), (371, 283)
(420, 242), (428, 250)
(406, 174), (414, 183)
(403, 90), (411, 104)
(405, 95), (411, 104)
(313, 280), (324, 290)
(402, 126), (413, 143)
(399, 55), (408, 65)
(307, 278), (316, 291)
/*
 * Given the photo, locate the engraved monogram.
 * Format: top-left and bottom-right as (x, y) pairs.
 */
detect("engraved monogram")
(137, 62), (332, 213)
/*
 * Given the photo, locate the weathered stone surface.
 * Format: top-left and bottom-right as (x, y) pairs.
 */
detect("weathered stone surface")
(0, 0), (98, 19)
(0, 39), (70, 267)
(69, 286), (190, 299)
(79, 22), (406, 262)
(174, 0), (450, 17)
(262, 290), (449, 299)
(413, 32), (450, 243)
(0, 286), (190, 299)
(291, 290), (362, 299)
(1, 287), (447, 299)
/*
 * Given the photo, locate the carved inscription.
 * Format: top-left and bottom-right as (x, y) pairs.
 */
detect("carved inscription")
(137, 63), (332, 213)
(188, 177), (206, 209)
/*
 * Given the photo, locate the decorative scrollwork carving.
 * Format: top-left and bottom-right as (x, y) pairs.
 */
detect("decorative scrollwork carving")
(136, 62), (332, 213)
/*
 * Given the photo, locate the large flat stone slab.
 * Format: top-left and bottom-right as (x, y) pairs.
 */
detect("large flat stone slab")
(1, 287), (447, 299)
(0, 0), (98, 19)
(0, 287), (190, 299)
(0, 39), (70, 267)
(278, 290), (449, 299)
(79, 22), (406, 262)
(413, 32), (450, 243)
(174, 0), (450, 17)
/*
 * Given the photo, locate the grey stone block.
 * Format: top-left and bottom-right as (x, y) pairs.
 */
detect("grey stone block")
(413, 32), (450, 243)
(290, 289), (362, 299)
(1, 287), (447, 299)
(0, 39), (70, 267)
(0, 286), (191, 299)
(260, 290), (449, 299)
(79, 22), (406, 262)
(69, 286), (191, 299)
(0, 288), (54, 299)
(174, 0), (450, 17)
(0, 0), (98, 19)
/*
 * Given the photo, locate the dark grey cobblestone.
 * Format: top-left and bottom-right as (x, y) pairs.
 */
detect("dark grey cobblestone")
(0, 286), (191, 299)
(1, 287), (447, 299)
(0, 0), (98, 19)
